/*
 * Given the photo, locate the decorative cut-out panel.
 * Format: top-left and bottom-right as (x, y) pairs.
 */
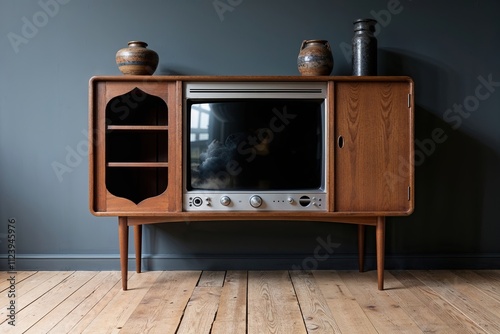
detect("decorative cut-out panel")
(105, 88), (169, 204)
(105, 87), (168, 126)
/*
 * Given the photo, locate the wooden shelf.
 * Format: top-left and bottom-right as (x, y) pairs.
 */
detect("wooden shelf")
(107, 162), (169, 167)
(107, 125), (168, 131)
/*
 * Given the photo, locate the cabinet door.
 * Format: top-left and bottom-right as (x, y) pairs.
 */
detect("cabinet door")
(89, 79), (181, 215)
(334, 80), (413, 214)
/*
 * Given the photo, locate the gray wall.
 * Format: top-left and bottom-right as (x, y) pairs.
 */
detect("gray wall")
(1, 0), (499, 271)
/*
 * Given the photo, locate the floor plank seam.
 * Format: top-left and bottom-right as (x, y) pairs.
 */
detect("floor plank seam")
(289, 270), (312, 333)
(245, 270), (250, 334)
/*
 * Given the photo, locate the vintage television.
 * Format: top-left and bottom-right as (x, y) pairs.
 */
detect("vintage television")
(183, 82), (328, 211)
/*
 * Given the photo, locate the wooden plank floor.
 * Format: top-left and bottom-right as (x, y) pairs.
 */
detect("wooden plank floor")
(1, 270), (499, 333)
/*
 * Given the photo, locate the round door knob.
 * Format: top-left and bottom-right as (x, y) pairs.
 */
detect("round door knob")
(220, 196), (231, 206)
(249, 195), (263, 208)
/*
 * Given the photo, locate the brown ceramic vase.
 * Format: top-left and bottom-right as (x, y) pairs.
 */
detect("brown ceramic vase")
(116, 41), (159, 75)
(297, 40), (333, 76)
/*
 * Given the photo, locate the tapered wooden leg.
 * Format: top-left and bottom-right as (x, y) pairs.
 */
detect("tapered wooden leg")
(118, 217), (129, 291)
(134, 225), (142, 273)
(376, 216), (386, 290)
(358, 224), (366, 272)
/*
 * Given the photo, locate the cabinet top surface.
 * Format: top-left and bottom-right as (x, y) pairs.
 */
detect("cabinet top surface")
(90, 75), (413, 84)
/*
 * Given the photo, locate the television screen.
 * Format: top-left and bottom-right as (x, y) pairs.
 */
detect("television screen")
(187, 99), (324, 191)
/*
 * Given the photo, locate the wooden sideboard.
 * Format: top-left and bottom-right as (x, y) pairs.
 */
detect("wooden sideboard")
(89, 75), (414, 290)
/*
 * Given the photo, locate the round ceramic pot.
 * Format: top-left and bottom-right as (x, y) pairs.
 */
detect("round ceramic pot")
(297, 40), (334, 76)
(116, 41), (159, 75)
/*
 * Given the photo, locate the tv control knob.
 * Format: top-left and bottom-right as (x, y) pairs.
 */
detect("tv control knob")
(220, 196), (231, 206)
(249, 195), (263, 208)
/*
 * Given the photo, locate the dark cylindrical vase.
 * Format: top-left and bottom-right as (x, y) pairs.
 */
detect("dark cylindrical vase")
(352, 19), (377, 76)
